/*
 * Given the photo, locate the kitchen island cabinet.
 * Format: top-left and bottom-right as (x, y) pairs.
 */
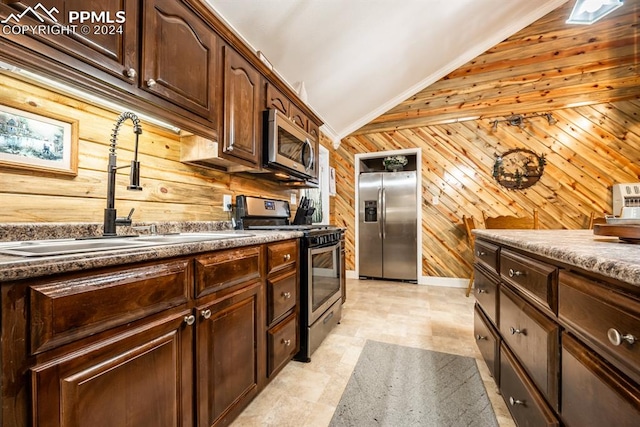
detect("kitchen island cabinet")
(472, 229), (640, 427)
(0, 233), (301, 427)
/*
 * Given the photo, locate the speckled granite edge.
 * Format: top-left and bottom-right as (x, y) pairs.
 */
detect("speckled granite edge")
(473, 229), (640, 287)
(0, 226), (302, 282)
(0, 221), (233, 242)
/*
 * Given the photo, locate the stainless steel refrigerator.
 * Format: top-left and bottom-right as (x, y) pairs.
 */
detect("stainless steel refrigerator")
(358, 170), (417, 281)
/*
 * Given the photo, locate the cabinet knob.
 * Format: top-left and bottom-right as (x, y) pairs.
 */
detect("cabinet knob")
(281, 339), (291, 347)
(476, 251), (486, 257)
(477, 288), (487, 294)
(476, 335), (487, 341)
(509, 326), (525, 335)
(508, 268), (525, 278)
(184, 314), (196, 326)
(126, 68), (136, 79)
(284, 253), (291, 261)
(201, 309), (212, 319)
(509, 397), (525, 406)
(146, 78), (157, 88)
(282, 291), (291, 300)
(607, 328), (636, 346)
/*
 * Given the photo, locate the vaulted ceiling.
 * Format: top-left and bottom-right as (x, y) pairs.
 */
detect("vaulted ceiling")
(205, 0), (570, 142)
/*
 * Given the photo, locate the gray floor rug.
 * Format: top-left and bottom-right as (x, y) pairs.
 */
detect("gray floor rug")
(330, 340), (499, 427)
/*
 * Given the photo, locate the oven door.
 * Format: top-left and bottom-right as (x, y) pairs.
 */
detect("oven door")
(308, 241), (343, 325)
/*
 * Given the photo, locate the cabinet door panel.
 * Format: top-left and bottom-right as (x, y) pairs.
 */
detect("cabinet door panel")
(197, 281), (264, 426)
(561, 333), (640, 427)
(500, 343), (559, 427)
(30, 259), (191, 354)
(267, 269), (297, 325)
(31, 311), (193, 427)
(473, 265), (499, 325)
(474, 303), (499, 381)
(1, 0), (138, 82)
(142, 0), (219, 122)
(267, 313), (297, 377)
(222, 46), (262, 167)
(500, 285), (559, 408)
(559, 271), (640, 383)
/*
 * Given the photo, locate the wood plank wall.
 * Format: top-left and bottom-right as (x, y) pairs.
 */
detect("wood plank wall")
(0, 73), (298, 224)
(333, 1), (640, 278)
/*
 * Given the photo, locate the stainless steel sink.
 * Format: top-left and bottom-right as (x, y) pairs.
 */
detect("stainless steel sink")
(0, 232), (254, 257)
(132, 232), (254, 244)
(0, 238), (153, 257)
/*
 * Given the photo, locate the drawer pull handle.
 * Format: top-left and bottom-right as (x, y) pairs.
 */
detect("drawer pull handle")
(509, 397), (525, 406)
(510, 326), (525, 335)
(282, 291), (292, 300)
(146, 78), (157, 88)
(476, 251), (486, 256)
(284, 253), (291, 261)
(476, 335), (487, 341)
(184, 315), (196, 326)
(126, 68), (137, 79)
(508, 268), (525, 278)
(282, 339), (291, 347)
(607, 328), (636, 346)
(477, 288), (487, 294)
(201, 309), (212, 319)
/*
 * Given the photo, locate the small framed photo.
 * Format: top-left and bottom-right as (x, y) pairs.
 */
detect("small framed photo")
(0, 103), (78, 176)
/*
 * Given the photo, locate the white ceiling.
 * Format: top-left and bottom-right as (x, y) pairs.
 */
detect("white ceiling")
(205, 0), (570, 143)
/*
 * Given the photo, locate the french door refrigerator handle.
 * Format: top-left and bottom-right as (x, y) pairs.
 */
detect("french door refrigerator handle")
(382, 187), (386, 239)
(377, 187), (383, 239)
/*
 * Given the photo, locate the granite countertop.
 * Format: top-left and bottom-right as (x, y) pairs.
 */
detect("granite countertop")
(0, 222), (303, 282)
(473, 229), (640, 287)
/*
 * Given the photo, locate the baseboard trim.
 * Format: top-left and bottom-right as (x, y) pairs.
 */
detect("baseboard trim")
(347, 270), (468, 289)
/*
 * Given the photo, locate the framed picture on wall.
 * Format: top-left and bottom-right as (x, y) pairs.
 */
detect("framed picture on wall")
(0, 103), (78, 176)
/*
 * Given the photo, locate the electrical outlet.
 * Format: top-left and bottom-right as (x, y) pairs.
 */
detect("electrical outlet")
(290, 193), (297, 205)
(223, 194), (232, 212)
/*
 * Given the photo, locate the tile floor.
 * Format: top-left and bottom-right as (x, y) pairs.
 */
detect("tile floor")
(231, 278), (516, 427)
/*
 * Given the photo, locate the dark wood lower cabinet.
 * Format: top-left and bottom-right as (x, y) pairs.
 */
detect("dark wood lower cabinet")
(561, 333), (640, 427)
(500, 344), (559, 427)
(196, 280), (265, 427)
(474, 237), (640, 427)
(1, 240), (302, 427)
(31, 310), (194, 427)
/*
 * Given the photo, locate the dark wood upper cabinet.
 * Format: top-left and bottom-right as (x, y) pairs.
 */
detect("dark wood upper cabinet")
(1, 0), (139, 83)
(221, 45), (262, 168)
(142, 0), (219, 123)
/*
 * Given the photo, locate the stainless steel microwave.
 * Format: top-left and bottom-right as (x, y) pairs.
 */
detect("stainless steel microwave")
(264, 109), (318, 183)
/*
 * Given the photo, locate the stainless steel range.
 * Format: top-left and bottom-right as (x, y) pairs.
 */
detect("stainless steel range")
(234, 195), (344, 362)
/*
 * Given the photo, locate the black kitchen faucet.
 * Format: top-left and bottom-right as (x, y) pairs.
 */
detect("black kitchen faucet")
(103, 111), (143, 236)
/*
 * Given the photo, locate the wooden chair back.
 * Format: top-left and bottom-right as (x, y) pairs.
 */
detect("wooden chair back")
(462, 215), (477, 245)
(587, 212), (607, 229)
(482, 208), (539, 229)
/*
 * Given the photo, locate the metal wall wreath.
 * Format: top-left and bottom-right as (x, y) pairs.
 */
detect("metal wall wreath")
(493, 148), (546, 190)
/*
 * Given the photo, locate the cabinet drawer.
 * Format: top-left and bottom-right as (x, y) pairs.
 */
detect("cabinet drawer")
(473, 265), (499, 326)
(267, 240), (298, 275)
(561, 333), (640, 427)
(500, 285), (559, 409)
(474, 303), (499, 381)
(474, 240), (499, 274)
(500, 343), (559, 427)
(500, 249), (557, 314)
(267, 313), (298, 377)
(195, 246), (262, 298)
(558, 271), (640, 382)
(267, 269), (297, 325)
(29, 259), (191, 355)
